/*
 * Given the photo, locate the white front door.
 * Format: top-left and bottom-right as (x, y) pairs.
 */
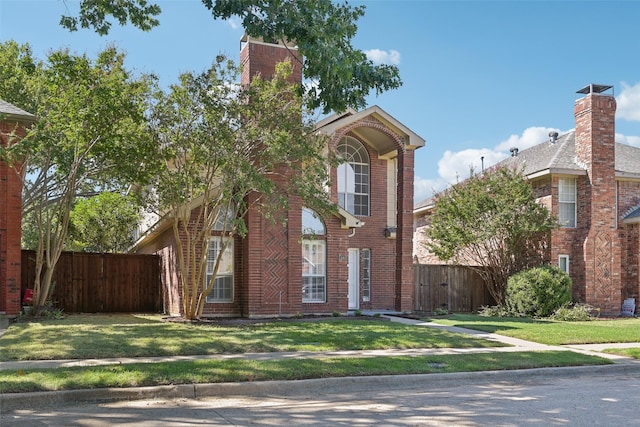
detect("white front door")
(348, 249), (360, 309)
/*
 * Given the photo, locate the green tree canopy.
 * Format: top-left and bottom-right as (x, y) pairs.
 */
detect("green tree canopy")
(58, 0), (401, 114)
(425, 167), (557, 304)
(148, 56), (334, 320)
(0, 41), (156, 313)
(67, 192), (143, 253)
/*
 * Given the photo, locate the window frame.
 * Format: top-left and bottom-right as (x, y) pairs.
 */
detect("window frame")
(558, 178), (577, 228)
(362, 249), (371, 302)
(337, 136), (370, 216)
(205, 236), (234, 303)
(302, 208), (327, 303)
(559, 254), (570, 274)
(302, 240), (327, 303)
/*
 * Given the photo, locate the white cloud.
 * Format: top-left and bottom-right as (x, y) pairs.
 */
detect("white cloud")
(414, 176), (448, 203)
(494, 126), (563, 152)
(364, 49), (401, 65)
(617, 82), (640, 121)
(616, 132), (640, 147)
(428, 126), (563, 195)
(437, 148), (507, 184)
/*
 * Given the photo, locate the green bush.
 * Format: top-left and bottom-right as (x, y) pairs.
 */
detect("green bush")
(477, 305), (510, 317)
(550, 304), (593, 321)
(505, 265), (572, 317)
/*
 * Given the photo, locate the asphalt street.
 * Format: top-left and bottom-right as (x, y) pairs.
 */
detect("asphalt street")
(4, 367), (640, 426)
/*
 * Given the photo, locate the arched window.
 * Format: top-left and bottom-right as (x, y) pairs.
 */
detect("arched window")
(302, 208), (326, 235)
(337, 136), (370, 216)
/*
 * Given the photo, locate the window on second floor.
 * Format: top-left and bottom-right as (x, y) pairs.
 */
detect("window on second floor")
(558, 178), (576, 228)
(337, 136), (370, 216)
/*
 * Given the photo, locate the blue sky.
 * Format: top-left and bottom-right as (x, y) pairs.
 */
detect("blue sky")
(3, 1), (640, 204)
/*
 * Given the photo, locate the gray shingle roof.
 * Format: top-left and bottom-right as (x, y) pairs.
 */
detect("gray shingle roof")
(494, 131), (640, 179)
(414, 131), (640, 209)
(494, 132), (582, 176)
(0, 99), (35, 121)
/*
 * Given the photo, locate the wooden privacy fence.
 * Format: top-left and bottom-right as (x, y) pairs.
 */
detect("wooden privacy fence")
(21, 251), (162, 313)
(413, 264), (495, 313)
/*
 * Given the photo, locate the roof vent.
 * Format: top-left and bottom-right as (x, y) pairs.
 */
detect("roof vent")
(509, 147), (519, 157)
(549, 131), (559, 143)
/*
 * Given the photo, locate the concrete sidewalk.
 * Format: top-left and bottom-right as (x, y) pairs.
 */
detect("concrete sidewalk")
(2, 314), (640, 412)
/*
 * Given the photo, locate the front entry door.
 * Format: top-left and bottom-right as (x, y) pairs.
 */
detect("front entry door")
(348, 249), (360, 309)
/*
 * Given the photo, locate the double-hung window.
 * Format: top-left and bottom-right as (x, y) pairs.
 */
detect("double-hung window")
(302, 208), (326, 303)
(558, 178), (576, 228)
(205, 237), (234, 303)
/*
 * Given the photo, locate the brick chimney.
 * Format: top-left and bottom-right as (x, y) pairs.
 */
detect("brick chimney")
(238, 35), (304, 318)
(240, 35), (302, 86)
(574, 83), (617, 214)
(574, 84), (620, 313)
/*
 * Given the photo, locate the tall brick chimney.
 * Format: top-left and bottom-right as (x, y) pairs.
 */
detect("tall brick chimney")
(574, 84), (620, 313)
(238, 35), (304, 317)
(239, 35), (302, 86)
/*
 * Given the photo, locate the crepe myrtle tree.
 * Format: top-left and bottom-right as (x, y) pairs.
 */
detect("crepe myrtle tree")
(0, 42), (156, 314)
(424, 166), (557, 305)
(59, 0), (401, 114)
(149, 56), (334, 320)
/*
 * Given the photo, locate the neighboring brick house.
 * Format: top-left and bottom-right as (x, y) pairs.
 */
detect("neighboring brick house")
(134, 37), (425, 318)
(414, 84), (640, 315)
(0, 99), (34, 317)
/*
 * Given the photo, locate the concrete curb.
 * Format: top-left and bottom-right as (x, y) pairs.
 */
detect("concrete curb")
(4, 362), (640, 413)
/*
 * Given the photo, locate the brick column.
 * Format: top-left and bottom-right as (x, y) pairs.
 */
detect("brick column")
(0, 121), (28, 316)
(395, 149), (416, 312)
(574, 87), (621, 314)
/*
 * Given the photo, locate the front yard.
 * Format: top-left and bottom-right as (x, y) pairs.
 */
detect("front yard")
(0, 313), (629, 393)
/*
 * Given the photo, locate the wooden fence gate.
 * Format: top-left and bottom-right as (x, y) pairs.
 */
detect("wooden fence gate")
(21, 251), (161, 313)
(413, 264), (495, 313)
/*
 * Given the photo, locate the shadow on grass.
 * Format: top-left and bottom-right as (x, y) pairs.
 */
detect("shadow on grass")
(1, 314), (506, 361)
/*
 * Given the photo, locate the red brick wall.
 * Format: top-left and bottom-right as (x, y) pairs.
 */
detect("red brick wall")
(0, 121), (26, 316)
(574, 93), (621, 314)
(240, 39), (302, 85)
(617, 180), (640, 302)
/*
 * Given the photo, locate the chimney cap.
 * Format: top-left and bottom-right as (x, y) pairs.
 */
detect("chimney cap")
(576, 84), (613, 95)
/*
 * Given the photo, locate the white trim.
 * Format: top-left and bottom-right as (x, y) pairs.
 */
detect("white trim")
(559, 254), (570, 274)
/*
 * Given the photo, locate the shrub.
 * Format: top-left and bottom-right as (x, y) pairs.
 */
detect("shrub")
(477, 305), (510, 317)
(505, 265), (572, 317)
(550, 304), (593, 321)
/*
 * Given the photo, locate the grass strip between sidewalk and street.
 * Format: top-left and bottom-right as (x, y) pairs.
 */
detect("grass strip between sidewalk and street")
(0, 351), (610, 394)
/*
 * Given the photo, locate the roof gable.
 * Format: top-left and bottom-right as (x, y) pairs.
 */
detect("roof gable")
(316, 105), (425, 156)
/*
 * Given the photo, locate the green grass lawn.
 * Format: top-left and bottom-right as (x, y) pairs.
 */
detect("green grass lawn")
(430, 314), (640, 345)
(0, 313), (617, 393)
(0, 314), (506, 361)
(0, 351), (608, 394)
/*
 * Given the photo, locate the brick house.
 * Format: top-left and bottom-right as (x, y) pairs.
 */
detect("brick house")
(0, 99), (34, 318)
(414, 84), (640, 315)
(134, 37), (425, 318)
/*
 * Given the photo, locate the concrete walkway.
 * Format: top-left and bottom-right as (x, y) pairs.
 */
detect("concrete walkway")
(2, 314), (640, 412)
